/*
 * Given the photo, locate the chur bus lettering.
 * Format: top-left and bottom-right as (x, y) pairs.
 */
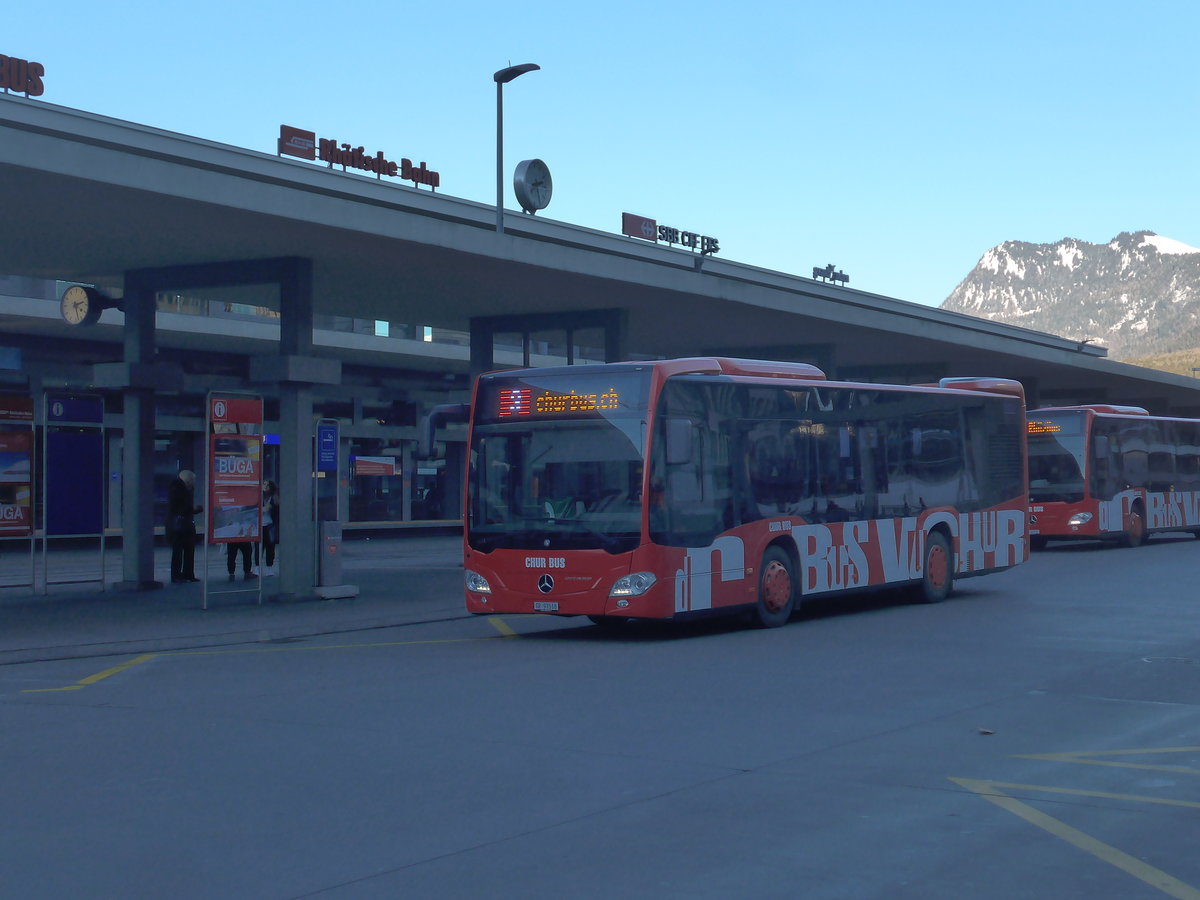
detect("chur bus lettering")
(0, 54), (45, 97)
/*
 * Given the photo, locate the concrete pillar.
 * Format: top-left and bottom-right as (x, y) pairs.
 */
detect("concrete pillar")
(277, 258), (316, 600)
(277, 382), (314, 597)
(118, 274), (159, 589)
(401, 442), (413, 521)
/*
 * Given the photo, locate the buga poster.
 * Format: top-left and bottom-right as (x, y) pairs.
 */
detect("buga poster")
(208, 434), (262, 543)
(0, 431), (32, 536)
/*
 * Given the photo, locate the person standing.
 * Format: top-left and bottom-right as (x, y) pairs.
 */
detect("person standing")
(261, 480), (280, 574)
(168, 469), (202, 583)
(226, 539), (254, 580)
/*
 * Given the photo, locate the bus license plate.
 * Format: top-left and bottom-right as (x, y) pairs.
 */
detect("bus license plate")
(533, 601), (559, 612)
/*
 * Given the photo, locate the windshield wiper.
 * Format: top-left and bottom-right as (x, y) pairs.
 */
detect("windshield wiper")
(526, 515), (623, 550)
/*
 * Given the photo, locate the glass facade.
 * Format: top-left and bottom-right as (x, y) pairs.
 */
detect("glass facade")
(0, 272), (478, 529)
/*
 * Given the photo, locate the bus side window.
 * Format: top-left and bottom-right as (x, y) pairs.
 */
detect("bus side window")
(664, 417), (693, 465)
(1090, 424), (1118, 500)
(1178, 424), (1200, 492)
(1147, 422), (1175, 492)
(653, 412), (735, 545)
(1120, 422), (1149, 489)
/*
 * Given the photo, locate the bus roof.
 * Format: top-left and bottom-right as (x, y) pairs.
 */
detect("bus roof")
(484, 358), (1025, 400)
(1030, 404), (1150, 416)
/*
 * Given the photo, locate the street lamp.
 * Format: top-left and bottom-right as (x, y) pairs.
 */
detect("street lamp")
(494, 63), (540, 233)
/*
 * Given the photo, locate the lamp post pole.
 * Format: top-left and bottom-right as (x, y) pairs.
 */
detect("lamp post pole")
(494, 63), (540, 234)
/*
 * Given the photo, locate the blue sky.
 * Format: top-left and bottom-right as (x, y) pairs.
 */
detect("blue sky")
(9, 0), (1199, 306)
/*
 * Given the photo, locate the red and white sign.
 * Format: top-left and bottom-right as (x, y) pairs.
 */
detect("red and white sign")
(0, 395), (34, 422)
(211, 396), (263, 426)
(279, 125), (317, 160)
(621, 212), (658, 242)
(0, 430), (32, 537)
(353, 456), (397, 477)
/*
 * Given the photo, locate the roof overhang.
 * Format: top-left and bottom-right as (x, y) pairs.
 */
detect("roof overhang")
(3, 94), (1199, 412)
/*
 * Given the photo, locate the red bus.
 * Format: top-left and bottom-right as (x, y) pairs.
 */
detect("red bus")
(460, 358), (1028, 627)
(1027, 405), (1200, 548)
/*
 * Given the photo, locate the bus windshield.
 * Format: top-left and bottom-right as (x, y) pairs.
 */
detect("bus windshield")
(1027, 411), (1087, 502)
(468, 370), (649, 553)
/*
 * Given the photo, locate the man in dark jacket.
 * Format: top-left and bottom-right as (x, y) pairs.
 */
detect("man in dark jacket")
(168, 469), (202, 583)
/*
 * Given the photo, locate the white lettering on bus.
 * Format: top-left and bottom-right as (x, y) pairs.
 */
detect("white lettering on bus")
(669, 510), (1025, 608)
(1148, 490), (1200, 529)
(525, 557), (566, 568)
(674, 536), (745, 612)
(795, 521), (870, 592)
(875, 516), (920, 581)
(795, 510), (1023, 596)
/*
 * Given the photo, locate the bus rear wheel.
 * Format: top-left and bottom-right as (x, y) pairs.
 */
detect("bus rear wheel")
(1120, 504), (1146, 548)
(916, 530), (954, 603)
(753, 546), (796, 628)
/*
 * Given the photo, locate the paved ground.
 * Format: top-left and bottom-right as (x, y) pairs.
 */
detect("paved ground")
(0, 533), (467, 665)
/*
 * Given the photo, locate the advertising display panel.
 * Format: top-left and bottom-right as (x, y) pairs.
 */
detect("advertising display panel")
(208, 433), (263, 542)
(207, 395), (264, 544)
(203, 393), (264, 608)
(0, 430), (33, 537)
(0, 395), (34, 541)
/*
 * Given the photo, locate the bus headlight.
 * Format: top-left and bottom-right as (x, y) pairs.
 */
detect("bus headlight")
(1067, 512), (1093, 526)
(610, 572), (656, 597)
(465, 570), (492, 594)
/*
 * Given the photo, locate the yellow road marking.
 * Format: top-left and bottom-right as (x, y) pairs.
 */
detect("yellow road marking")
(1016, 747), (1200, 776)
(951, 777), (1200, 900)
(179, 634), (512, 657)
(951, 778), (1200, 810)
(19, 627), (521, 691)
(22, 653), (159, 693)
(488, 617), (519, 638)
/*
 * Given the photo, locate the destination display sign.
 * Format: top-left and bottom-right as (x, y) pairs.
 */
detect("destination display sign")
(1027, 420), (1061, 435)
(477, 372), (649, 425)
(498, 387), (623, 417)
(1028, 416), (1081, 436)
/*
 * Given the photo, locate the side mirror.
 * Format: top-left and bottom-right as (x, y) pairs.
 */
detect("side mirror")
(419, 403), (469, 458)
(665, 418), (693, 466)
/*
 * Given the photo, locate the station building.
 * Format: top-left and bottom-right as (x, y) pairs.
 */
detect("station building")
(3, 75), (1198, 598)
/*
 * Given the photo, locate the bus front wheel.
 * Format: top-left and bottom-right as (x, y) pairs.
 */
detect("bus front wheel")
(1120, 504), (1146, 548)
(753, 546), (796, 628)
(916, 530), (954, 603)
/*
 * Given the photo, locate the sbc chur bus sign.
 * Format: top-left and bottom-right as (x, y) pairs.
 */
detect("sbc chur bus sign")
(1, 52), (46, 97)
(621, 212), (719, 256)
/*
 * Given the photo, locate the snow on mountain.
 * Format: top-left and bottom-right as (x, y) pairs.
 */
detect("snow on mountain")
(1138, 234), (1200, 256)
(940, 231), (1200, 358)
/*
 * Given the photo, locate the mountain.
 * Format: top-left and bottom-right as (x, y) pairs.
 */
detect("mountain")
(940, 231), (1200, 359)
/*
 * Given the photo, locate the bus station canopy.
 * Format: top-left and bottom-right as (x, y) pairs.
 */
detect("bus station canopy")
(2, 94), (1198, 414)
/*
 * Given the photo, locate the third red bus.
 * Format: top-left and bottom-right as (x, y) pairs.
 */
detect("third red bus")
(1028, 404), (1200, 548)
